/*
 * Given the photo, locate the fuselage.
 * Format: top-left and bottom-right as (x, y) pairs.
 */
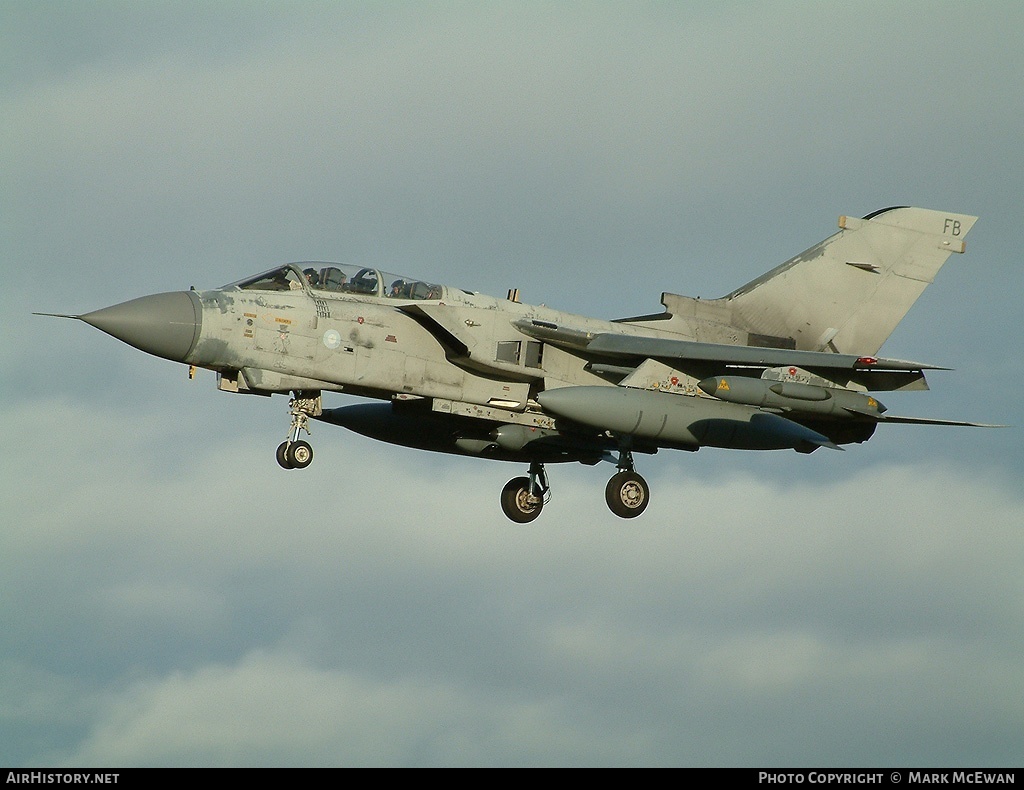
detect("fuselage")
(182, 262), (689, 411)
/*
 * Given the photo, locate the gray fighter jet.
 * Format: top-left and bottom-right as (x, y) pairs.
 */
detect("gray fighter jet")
(41, 206), (996, 522)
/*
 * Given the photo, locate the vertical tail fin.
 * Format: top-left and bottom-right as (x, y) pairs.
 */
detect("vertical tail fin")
(722, 207), (977, 355)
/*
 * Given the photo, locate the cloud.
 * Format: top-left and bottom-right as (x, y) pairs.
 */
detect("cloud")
(3, 396), (1022, 765)
(7, 2), (1016, 304)
(52, 648), (650, 767)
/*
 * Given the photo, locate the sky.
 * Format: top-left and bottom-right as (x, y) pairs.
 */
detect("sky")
(2, 0), (1022, 767)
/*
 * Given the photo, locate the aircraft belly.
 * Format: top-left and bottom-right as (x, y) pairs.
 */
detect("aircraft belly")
(317, 403), (604, 464)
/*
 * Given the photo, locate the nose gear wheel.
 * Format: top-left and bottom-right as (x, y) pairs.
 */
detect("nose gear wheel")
(277, 439), (313, 469)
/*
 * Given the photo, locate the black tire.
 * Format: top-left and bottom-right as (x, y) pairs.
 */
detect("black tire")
(605, 471), (649, 518)
(276, 441), (294, 469)
(286, 440), (313, 469)
(500, 476), (543, 523)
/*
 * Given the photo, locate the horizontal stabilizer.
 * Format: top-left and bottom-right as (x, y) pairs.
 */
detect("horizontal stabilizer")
(878, 415), (1007, 428)
(842, 406), (887, 420)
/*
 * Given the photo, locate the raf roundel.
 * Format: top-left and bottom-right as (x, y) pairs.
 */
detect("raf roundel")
(322, 329), (342, 350)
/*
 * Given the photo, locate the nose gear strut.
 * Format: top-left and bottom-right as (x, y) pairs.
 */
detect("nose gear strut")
(276, 391), (322, 469)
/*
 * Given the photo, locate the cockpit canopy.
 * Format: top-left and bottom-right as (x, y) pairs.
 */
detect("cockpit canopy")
(226, 262), (444, 301)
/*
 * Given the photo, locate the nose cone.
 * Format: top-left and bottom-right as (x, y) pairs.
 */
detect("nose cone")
(80, 291), (202, 362)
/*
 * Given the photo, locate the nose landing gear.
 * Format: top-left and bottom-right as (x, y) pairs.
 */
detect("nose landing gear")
(276, 392), (321, 470)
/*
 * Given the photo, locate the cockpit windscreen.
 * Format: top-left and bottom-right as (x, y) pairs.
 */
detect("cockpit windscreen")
(228, 263), (443, 301)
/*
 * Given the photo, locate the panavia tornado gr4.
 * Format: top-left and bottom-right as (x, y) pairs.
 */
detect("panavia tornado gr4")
(42, 207), (996, 522)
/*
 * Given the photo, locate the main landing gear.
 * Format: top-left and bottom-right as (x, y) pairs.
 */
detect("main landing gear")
(604, 448), (649, 519)
(276, 393), (321, 470)
(499, 449), (650, 523)
(500, 462), (549, 523)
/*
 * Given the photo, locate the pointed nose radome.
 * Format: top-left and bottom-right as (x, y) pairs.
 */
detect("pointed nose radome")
(80, 291), (202, 363)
